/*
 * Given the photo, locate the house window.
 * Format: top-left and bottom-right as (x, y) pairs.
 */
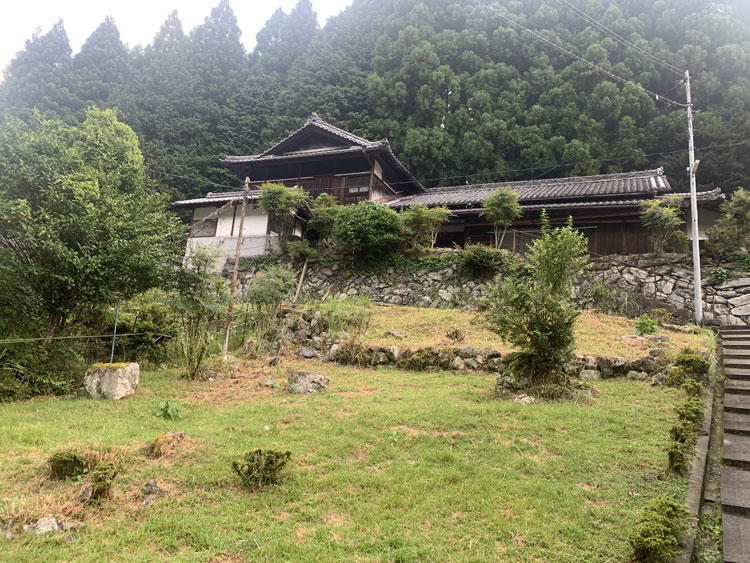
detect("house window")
(190, 215), (217, 237)
(347, 174), (370, 194)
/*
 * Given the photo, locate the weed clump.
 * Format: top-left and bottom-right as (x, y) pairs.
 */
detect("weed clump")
(90, 460), (117, 500)
(635, 314), (658, 336)
(629, 496), (688, 561)
(150, 431), (185, 457)
(232, 449), (291, 491)
(665, 350), (710, 387)
(48, 449), (88, 480)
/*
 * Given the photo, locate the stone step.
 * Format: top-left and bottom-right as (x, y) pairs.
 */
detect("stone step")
(724, 350), (750, 357)
(723, 332), (750, 339)
(724, 434), (750, 470)
(723, 512), (750, 563)
(726, 394), (750, 414)
(724, 341), (750, 349)
(722, 325), (750, 331)
(727, 379), (750, 396)
(726, 412), (750, 436)
(723, 467), (750, 515)
(725, 358), (750, 369)
(726, 368), (750, 381)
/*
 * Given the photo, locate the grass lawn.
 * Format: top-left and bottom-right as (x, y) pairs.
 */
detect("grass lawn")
(1, 352), (689, 561)
(365, 306), (710, 360)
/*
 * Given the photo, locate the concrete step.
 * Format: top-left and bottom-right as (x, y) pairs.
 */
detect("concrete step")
(722, 325), (750, 331)
(725, 358), (750, 369)
(724, 434), (750, 470)
(726, 394), (750, 414)
(724, 342), (750, 350)
(727, 379), (750, 396)
(722, 467), (750, 515)
(723, 511), (750, 563)
(724, 350), (750, 357)
(726, 412), (750, 436)
(723, 332), (750, 339)
(726, 368), (750, 381)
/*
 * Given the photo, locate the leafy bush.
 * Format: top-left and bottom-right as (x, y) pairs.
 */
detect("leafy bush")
(172, 249), (229, 379)
(640, 195), (684, 255)
(307, 194), (341, 244)
(706, 188), (750, 259)
(331, 201), (403, 260)
(242, 265), (296, 354)
(629, 496), (688, 562)
(400, 204), (453, 249)
(281, 240), (316, 262)
(0, 341), (84, 402)
(674, 350), (710, 384)
(153, 400), (181, 421)
(232, 449), (292, 491)
(635, 314), (658, 336)
(707, 266), (732, 286)
(675, 396), (705, 426)
(315, 296), (371, 336)
(732, 250), (750, 271)
(485, 213), (590, 385)
(667, 230), (690, 254)
(479, 189), (523, 248)
(90, 461), (117, 501)
(48, 450), (89, 480)
(459, 244), (501, 276)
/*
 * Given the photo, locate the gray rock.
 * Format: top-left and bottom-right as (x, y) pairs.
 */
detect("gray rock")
(651, 374), (665, 387)
(267, 357), (281, 367)
(647, 335), (670, 343)
(32, 517), (62, 536)
(261, 379), (277, 388)
(63, 533), (78, 543)
(450, 356), (466, 370)
(287, 370), (329, 394)
(298, 347), (317, 359)
(626, 370), (649, 381)
(138, 495), (159, 510)
(311, 336), (323, 350)
(453, 346), (480, 359)
(733, 303), (750, 316)
(513, 394), (536, 405)
(385, 346), (401, 362)
(579, 369), (602, 381)
(327, 343), (340, 362)
(596, 357), (613, 378)
(649, 347), (663, 358)
(83, 362), (139, 400)
(583, 356), (598, 370)
(61, 522), (80, 531)
(718, 277), (750, 290)
(2, 519), (14, 532)
(142, 479), (166, 497)
(74, 486), (93, 503)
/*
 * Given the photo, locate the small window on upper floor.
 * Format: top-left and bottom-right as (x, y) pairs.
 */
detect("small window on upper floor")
(347, 174), (370, 194)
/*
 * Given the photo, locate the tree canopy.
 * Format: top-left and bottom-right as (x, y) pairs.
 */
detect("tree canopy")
(0, 108), (183, 342)
(0, 0), (748, 199)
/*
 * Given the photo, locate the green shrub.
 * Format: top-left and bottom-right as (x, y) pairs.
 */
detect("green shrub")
(90, 461), (117, 500)
(153, 400), (181, 421)
(675, 397), (705, 426)
(664, 351), (711, 387)
(281, 240), (316, 262)
(0, 341), (84, 402)
(332, 201), (403, 260)
(586, 280), (617, 310)
(484, 214), (590, 385)
(732, 250), (750, 271)
(400, 204), (453, 249)
(666, 439), (692, 476)
(459, 244), (501, 276)
(640, 196), (684, 255)
(48, 450), (89, 480)
(667, 230), (690, 254)
(706, 188), (750, 259)
(242, 265), (296, 354)
(315, 296), (371, 336)
(629, 496), (688, 562)
(635, 314), (658, 336)
(681, 378), (704, 398)
(232, 449), (291, 491)
(707, 266), (732, 286)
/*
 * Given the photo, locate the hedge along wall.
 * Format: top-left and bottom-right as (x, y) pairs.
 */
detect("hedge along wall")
(227, 254), (750, 325)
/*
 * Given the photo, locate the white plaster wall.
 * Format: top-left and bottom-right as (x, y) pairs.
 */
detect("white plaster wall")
(685, 207), (721, 240)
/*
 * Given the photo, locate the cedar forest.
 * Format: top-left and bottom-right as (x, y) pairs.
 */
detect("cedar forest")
(1, 0), (749, 200)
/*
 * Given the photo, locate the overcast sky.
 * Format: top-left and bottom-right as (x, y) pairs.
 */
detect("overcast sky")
(1, 0), (354, 70)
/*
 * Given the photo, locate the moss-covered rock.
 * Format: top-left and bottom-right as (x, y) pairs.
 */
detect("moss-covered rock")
(48, 450), (88, 480)
(90, 461), (117, 500)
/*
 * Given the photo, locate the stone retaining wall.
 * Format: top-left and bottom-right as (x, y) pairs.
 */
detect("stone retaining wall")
(230, 254), (750, 325)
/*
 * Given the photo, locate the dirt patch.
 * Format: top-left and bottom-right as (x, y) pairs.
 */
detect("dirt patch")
(576, 481), (598, 491)
(324, 511), (349, 526)
(338, 386), (381, 398)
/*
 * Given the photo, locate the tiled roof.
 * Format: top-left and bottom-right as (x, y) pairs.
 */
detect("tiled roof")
(662, 187), (725, 203)
(258, 113), (374, 157)
(388, 168), (671, 209)
(222, 143), (384, 164)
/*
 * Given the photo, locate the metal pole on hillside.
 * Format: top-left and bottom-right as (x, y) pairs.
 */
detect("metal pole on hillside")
(222, 177), (249, 355)
(685, 70), (703, 324)
(110, 302), (120, 363)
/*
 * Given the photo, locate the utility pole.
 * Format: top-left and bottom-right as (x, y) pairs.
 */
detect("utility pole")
(685, 70), (703, 324)
(222, 177), (249, 355)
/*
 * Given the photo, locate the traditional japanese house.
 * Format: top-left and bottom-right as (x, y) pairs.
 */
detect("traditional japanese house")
(174, 115), (724, 265)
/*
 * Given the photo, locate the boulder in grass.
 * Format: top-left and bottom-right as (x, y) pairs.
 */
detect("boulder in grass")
(287, 370), (328, 394)
(84, 362), (139, 400)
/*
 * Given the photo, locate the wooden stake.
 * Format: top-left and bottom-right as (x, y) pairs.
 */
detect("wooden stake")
(294, 257), (309, 303)
(222, 177), (249, 355)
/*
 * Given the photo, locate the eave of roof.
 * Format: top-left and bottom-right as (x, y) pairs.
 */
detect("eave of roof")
(173, 190), (260, 208)
(388, 168), (671, 209)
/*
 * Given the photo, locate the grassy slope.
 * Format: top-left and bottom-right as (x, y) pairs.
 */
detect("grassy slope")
(1, 354), (688, 561)
(365, 306), (708, 360)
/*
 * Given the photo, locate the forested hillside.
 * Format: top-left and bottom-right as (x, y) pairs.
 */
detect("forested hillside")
(1, 0), (748, 199)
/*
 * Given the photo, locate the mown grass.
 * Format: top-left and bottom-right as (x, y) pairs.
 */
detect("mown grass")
(365, 306), (709, 359)
(1, 356), (688, 562)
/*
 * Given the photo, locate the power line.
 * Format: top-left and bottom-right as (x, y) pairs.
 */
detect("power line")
(146, 168), (241, 191)
(0, 333), (147, 345)
(469, 0), (687, 108)
(554, 0), (683, 76)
